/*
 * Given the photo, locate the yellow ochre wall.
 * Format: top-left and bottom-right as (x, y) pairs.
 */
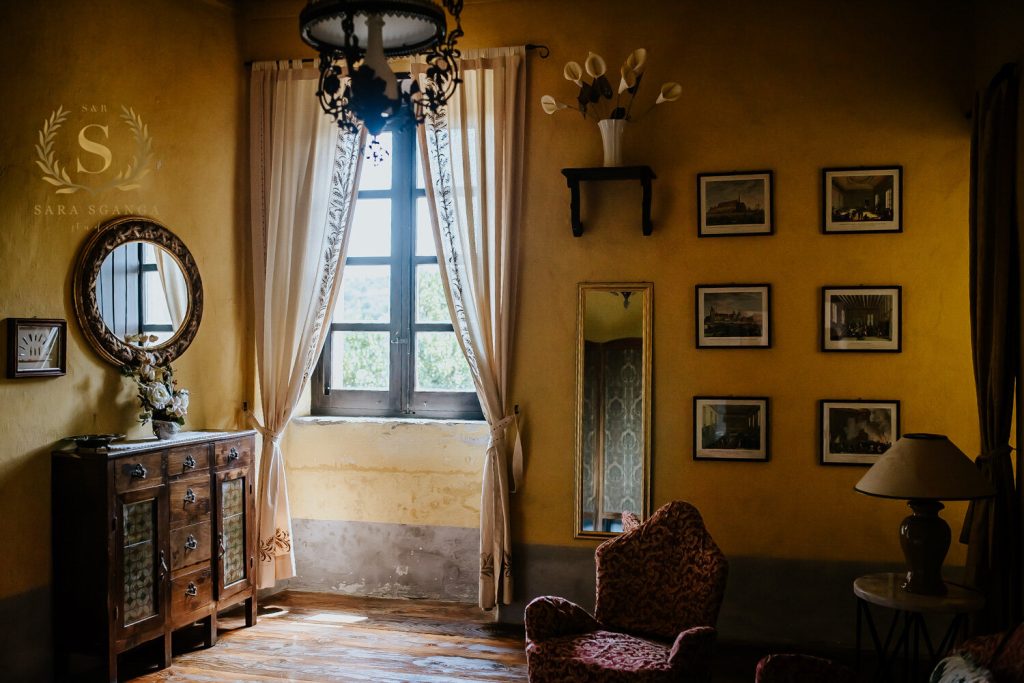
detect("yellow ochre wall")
(0, 0), (249, 610)
(245, 0), (979, 570)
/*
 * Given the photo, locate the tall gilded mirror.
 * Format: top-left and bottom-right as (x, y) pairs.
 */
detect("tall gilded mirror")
(575, 282), (653, 539)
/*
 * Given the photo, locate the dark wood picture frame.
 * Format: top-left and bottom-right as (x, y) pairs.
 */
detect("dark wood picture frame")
(697, 170), (774, 237)
(819, 399), (901, 466)
(821, 285), (902, 353)
(696, 284), (772, 349)
(6, 317), (67, 378)
(693, 396), (770, 462)
(822, 165), (903, 234)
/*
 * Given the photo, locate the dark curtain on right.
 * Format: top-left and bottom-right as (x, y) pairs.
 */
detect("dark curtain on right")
(962, 62), (1022, 633)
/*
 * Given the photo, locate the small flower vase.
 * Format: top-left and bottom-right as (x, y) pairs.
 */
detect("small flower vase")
(598, 118), (626, 167)
(152, 420), (180, 440)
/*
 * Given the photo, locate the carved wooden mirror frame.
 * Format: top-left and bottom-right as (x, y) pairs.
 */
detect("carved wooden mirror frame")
(73, 215), (203, 366)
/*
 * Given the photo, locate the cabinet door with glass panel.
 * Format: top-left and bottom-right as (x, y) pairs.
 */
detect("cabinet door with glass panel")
(114, 485), (169, 645)
(312, 127), (481, 419)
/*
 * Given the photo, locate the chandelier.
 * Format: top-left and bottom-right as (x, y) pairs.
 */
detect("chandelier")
(299, 0), (464, 140)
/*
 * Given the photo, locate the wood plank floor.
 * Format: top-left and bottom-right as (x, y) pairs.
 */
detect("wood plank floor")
(126, 591), (528, 682)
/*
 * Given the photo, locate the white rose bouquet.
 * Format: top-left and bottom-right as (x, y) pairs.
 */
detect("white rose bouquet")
(122, 334), (190, 426)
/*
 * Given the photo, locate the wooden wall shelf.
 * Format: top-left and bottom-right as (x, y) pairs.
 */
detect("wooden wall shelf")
(561, 166), (656, 237)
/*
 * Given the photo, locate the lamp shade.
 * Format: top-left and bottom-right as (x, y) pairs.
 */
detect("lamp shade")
(854, 433), (995, 501)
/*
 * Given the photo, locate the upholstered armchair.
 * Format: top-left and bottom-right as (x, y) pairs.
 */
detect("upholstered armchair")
(524, 501), (729, 682)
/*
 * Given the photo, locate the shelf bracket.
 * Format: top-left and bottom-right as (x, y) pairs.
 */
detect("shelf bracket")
(561, 165), (656, 237)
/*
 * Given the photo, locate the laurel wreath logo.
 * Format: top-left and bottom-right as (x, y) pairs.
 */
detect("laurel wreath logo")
(35, 105), (153, 195)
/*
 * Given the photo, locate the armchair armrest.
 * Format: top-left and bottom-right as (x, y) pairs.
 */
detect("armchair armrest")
(667, 625), (717, 679)
(524, 596), (599, 643)
(754, 654), (855, 683)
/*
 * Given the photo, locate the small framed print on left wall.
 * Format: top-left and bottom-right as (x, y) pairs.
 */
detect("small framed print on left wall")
(6, 318), (67, 378)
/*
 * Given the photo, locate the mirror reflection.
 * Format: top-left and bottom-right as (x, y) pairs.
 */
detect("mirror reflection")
(97, 241), (188, 346)
(576, 283), (652, 538)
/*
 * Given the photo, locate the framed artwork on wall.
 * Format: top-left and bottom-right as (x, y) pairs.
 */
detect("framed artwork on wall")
(821, 286), (901, 352)
(6, 318), (67, 378)
(819, 399), (900, 466)
(697, 170), (774, 237)
(822, 166), (902, 233)
(693, 396), (770, 462)
(696, 284), (771, 348)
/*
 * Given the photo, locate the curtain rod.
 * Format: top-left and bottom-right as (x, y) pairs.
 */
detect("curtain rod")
(244, 43), (549, 67)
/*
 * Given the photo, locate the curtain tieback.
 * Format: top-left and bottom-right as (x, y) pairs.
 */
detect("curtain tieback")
(489, 412), (524, 494)
(247, 412), (282, 444)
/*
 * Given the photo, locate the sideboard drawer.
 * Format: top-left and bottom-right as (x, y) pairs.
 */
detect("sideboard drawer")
(170, 521), (212, 571)
(113, 453), (164, 492)
(169, 479), (211, 527)
(168, 446), (209, 478)
(214, 438), (252, 469)
(171, 565), (214, 624)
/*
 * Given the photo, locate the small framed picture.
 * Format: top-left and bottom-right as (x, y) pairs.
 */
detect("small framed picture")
(696, 284), (771, 348)
(698, 171), (774, 237)
(822, 166), (902, 233)
(822, 286), (901, 352)
(820, 399), (901, 466)
(694, 397), (770, 462)
(6, 318), (67, 378)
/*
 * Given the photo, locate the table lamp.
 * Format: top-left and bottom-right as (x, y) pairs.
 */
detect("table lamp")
(854, 433), (995, 595)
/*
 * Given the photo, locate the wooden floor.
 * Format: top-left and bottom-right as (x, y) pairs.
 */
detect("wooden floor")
(125, 591), (528, 682)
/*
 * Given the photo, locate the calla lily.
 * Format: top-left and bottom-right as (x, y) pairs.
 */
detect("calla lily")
(563, 61), (583, 86)
(584, 52), (607, 79)
(656, 82), (683, 104)
(618, 65), (638, 94)
(540, 95), (569, 114)
(624, 48), (647, 76)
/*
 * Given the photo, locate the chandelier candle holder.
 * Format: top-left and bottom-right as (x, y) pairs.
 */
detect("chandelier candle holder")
(542, 49), (682, 167)
(299, 0), (465, 155)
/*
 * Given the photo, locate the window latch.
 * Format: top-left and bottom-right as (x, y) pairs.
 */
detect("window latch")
(391, 336), (409, 345)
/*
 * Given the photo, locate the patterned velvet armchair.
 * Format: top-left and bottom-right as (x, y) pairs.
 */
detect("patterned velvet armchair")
(524, 501), (729, 682)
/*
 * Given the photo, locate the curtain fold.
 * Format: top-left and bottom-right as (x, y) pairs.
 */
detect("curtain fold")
(962, 62), (1022, 632)
(155, 247), (188, 329)
(249, 60), (365, 588)
(415, 46), (527, 610)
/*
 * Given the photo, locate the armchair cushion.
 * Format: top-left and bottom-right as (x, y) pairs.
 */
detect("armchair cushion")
(525, 596), (599, 643)
(526, 630), (677, 683)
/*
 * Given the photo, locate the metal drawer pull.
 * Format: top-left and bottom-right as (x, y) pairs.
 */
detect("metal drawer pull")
(228, 447), (240, 461)
(185, 535), (198, 551)
(130, 463), (147, 479)
(184, 454), (197, 469)
(218, 533), (226, 559)
(185, 582), (198, 597)
(159, 550), (168, 579)
(184, 488), (196, 504)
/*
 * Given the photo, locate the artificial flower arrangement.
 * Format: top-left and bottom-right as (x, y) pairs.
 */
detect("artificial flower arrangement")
(541, 49), (682, 122)
(122, 333), (190, 427)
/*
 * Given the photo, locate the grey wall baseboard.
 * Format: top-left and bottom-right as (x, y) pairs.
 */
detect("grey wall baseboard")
(291, 518), (480, 602)
(0, 584), (51, 682)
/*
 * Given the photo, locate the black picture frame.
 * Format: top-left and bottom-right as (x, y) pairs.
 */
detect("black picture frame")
(696, 284), (772, 349)
(822, 165), (903, 234)
(693, 396), (770, 462)
(821, 285), (902, 353)
(6, 318), (67, 378)
(819, 399), (901, 466)
(697, 170), (774, 237)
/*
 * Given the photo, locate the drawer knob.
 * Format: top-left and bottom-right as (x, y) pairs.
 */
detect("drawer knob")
(228, 447), (240, 461)
(184, 488), (197, 504)
(184, 454), (197, 470)
(185, 582), (198, 597)
(185, 534), (198, 551)
(130, 463), (147, 479)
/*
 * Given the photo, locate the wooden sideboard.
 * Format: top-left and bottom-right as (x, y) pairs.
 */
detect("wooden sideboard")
(52, 430), (258, 682)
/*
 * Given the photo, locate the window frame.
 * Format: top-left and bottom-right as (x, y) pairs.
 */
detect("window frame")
(311, 126), (482, 420)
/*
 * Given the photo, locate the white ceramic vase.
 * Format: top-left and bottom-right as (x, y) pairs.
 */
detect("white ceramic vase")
(598, 118), (627, 167)
(152, 419), (181, 440)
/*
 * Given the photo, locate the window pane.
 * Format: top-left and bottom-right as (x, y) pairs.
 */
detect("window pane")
(415, 331), (474, 392)
(416, 197), (435, 257)
(142, 271), (172, 326)
(334, 265), (390, 323)
(331, 331), (389, 390)
(347, 199), (392, 257)
(416, 264), (449, 323)
(358, 132), (392, 191)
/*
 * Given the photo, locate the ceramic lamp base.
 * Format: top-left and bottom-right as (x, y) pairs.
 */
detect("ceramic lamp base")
(899, 499), (950, 595)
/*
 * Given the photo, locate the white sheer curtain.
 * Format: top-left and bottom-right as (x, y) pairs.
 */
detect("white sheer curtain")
(415, 46), (526, 610)
(155, 249), (188, 329)
(249, 60), (365, 587)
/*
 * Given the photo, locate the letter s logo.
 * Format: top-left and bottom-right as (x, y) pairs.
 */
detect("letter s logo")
(76, 124), (112, 174)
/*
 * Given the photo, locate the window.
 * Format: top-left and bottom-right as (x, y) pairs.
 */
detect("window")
(311, 127), (481, 419)
(97, 242), (174, 343)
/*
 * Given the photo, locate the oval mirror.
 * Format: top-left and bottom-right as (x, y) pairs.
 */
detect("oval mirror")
(575, 282), (653, 539)
(73, 216), (203, 366)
